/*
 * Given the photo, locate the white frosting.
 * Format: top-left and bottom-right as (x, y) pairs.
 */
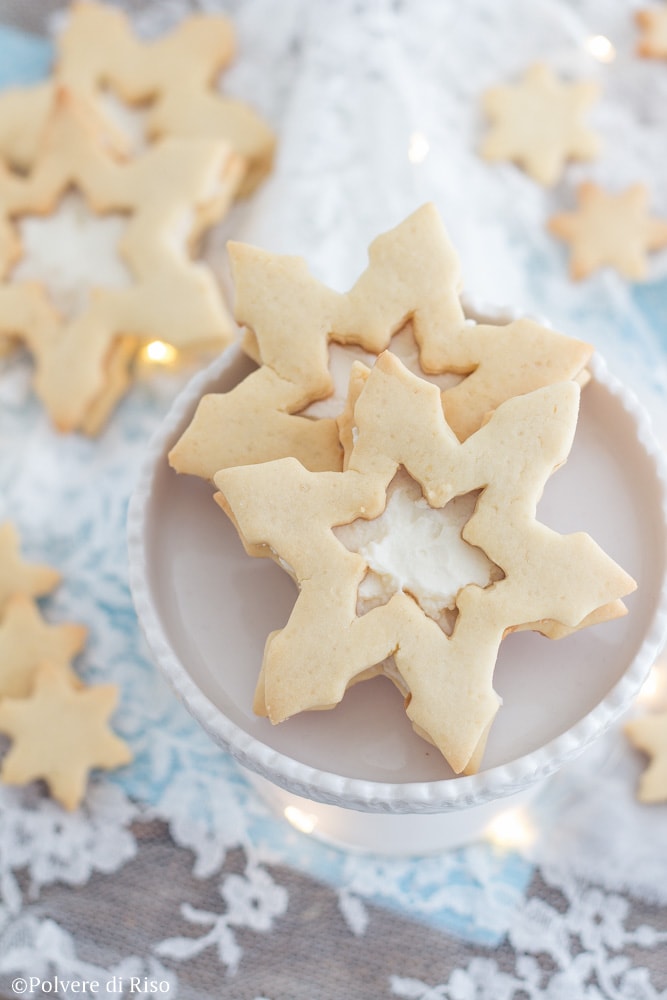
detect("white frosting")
(12, 191), (131, 317)
(302, 325), (462, 419)
(269, 545), (297, 580)
(334, 469), (499, 631)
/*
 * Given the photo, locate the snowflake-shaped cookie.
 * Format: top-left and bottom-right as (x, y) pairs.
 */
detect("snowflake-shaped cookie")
(214, 352), (635, 774)
(0, 595), (86, 700)
(549, 183), (667, 281)
(170, 203), (592, 479)
(0, 662), (131, 810)
(0, 88), (244, 432)
(480, 63), (600, 185)
(0, 0), (275, 196)
(0, 522), (60, 614)
(625, 711), (667, 803)
(636, 5), (667, 58)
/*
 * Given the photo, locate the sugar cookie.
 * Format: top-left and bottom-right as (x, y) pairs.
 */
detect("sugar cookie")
(170, 203), (592, 478)
(0, 0), (275, 197)
(0, 522), (60, 614)
(636, 6), (667, 58)
(480, 63), (600, 185)
(214, 352), (635, 774)
(0, 661), (131, 810)
(549, 182), (667, 281)
(625, 710), (667, 803)
(0, 87), (243, 431)
(0, 594), (86, 700)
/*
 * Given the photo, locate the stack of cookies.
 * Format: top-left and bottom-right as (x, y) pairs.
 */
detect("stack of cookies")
(169, 203), (637, 776)
(0, 0), (275, 433)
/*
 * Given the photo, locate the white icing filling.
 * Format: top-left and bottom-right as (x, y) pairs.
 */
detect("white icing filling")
(334, 469), (499, 631)
(302, 325), (463, 419)
(269, 545), (297, 579)
(12, 191), (131, 317)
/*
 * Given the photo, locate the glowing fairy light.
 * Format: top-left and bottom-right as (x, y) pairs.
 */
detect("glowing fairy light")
(142, 340), (178, 364)
(485, 807), (536, 849)
(637, 661), (667, 707)
(408, 131), (430, 165)
(283, 805), (318, 835)
(585, 35), (616, 63)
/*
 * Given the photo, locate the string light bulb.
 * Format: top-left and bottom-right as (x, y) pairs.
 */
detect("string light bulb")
(142, 340), (178, 364)
(637, 661), (667, 707)
(283, 805), (318, 835)
(485, 807), (536, 849)
(408, 131), (430, 165)
(585, 35), (616, 63)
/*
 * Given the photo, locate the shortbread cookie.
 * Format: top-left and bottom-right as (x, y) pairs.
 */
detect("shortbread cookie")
(625, 711), (667, 803)
(0, 87), (244, 432)
(0, 594), (86, 700)
(0, 1), (275, 197)
(77, 334), (139, 437)
(214, 352), (636, 774)
(0, 522), (60, 614)
(337, 358), (621, 637)
(549, 182), (667, 281)
(0, 85), (53, 177)
(169, 203), (592, 478)
(636, 6), (667, 58)
(0, 661), (132, 810)
(480, 63), (600, 185)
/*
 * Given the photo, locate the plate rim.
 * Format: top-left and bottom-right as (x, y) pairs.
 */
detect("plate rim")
(127, 343), (667, 814)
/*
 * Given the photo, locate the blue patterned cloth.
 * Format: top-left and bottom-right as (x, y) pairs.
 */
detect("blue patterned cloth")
(0, 24), (51, 87)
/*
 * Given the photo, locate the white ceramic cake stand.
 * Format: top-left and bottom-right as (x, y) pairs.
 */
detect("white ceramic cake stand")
(127, 340), (667, 855)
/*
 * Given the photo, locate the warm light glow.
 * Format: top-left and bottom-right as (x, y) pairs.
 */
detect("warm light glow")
(284, 805), (318, 835)
(585, 35), (616, 63)
(485, 808), (536, 849)
(142, 340), (177, 364)
(408, 131), (430, 165)
(637, 662), (666, 707)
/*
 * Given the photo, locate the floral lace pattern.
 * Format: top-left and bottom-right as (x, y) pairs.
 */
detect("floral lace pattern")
(1, 1), (667, 996)
(391, 872), (667, 1000)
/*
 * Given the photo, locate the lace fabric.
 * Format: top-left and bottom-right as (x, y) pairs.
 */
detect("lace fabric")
(1, 1), (667, 996)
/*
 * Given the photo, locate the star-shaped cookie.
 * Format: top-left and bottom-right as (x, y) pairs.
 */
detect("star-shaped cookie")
(0, 522), (60, 614)
(0, 661), (132, 810)
(548, 182), (667, 280)
(169, 203), (592, 479)
(214, 352), (635, 774)
(625, 711), (667, 803)
(636, 6), (667, 58)
(0, 595), (86, 700)
(480, 63), (600, 186)
(0, 0), (275, 197)
(0, 87), (243, 432)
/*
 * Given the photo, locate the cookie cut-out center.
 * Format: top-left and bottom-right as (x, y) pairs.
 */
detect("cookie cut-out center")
(334, 469), (501, 632)
(303, 343), (376, 418)
(12, 191), (131, 318)
(302, 324), (462, 419)
(98, 89), (150, 153)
